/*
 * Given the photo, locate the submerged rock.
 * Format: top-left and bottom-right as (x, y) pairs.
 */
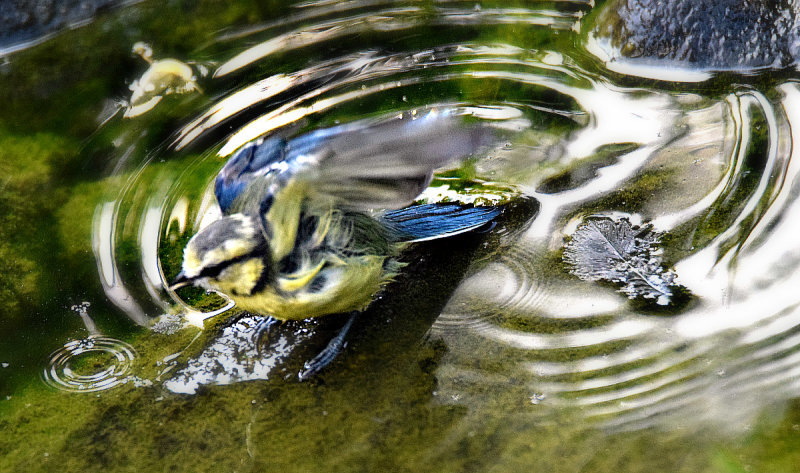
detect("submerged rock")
(589, 0), (800, 76)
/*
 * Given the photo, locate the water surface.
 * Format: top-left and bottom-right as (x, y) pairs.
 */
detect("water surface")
(2, 1), (800, 472)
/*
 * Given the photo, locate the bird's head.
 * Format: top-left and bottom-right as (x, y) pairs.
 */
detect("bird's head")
(171, 214), (272, 296)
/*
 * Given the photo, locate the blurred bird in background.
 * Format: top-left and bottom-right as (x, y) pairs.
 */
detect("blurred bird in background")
(171, 109), (502, 376)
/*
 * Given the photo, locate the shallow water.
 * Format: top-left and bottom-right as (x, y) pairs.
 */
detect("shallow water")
(3, 1), (800, 471)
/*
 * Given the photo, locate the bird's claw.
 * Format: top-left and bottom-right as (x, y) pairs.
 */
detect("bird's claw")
(297, 313), (357, 381)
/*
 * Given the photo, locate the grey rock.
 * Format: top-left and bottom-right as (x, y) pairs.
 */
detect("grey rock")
(591, 0), (800, 72)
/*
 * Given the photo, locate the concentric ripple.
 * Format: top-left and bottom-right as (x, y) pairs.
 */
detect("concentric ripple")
(82, 0), (800, 435)
(431, 80), (800, 432)
(43, 336), (137, 393)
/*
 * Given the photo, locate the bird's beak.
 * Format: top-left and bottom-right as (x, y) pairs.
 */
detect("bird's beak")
(169, 271), (193, 291)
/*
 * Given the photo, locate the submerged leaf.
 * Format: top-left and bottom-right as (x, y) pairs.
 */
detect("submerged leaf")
(563, 216), (677, 305)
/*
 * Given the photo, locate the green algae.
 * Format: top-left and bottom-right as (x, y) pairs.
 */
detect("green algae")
(0, 131), (77, 321)
(2, 0), (800, 472)
(3, 243), (800, 473)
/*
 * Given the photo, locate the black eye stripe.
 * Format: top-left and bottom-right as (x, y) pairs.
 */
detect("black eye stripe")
(197, 241), (270, 280)
(198, 256), (245, 279)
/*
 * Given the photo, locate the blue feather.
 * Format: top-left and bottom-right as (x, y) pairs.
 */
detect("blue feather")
(215, 136), (287, 213)
(214, 111), (493, 214)
(381, 204), (501, 242)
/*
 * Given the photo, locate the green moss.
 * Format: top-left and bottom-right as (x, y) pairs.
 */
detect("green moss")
(1, 1), (799, 472)
(0, 131), (78, 321)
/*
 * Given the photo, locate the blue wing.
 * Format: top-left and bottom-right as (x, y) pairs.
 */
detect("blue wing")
(380, 203), (501, 242)
(215, 136), (288, 214)
(214, 110), (495, 214)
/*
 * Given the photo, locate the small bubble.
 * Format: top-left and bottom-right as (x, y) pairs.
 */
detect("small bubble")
(530, 393), (546, 405)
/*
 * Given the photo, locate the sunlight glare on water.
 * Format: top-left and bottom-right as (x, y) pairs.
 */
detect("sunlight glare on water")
(3, 0), (800, 471)
(82, 0), (800, 433)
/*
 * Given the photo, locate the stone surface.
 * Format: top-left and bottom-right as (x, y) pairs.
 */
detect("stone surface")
(592, 0), (800, 71)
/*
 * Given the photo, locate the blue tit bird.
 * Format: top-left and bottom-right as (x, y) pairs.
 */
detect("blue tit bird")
(171, 110), (501, 324)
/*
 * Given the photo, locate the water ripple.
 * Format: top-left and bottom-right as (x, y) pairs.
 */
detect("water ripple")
(43, 336), (137, 394)
(81, 0), (800, 435)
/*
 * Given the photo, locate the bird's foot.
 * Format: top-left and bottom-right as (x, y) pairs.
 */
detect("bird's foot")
(252, 315), (280, 356)
(298, 313), (357, 381)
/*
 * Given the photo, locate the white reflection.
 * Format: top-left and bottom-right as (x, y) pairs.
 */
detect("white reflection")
(584, 34), (713, 82)
(164, 315), (297, 394)
(166, 196), (190, 235)
(482, 319), (654, 350)
(215, 8), (424, 77)
(92, 202), (148, 326)
(139, 202), (165, 304)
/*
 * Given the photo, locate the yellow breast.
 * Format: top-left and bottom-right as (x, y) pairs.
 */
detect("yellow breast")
(232, 255), (389, 320)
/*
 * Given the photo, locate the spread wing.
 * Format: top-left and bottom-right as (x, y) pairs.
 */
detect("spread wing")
(214, 110), (495, 215)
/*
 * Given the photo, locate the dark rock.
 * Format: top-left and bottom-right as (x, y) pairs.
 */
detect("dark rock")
(590, 0), (800, 73)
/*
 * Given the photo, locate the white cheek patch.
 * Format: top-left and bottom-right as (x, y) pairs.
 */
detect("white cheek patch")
(182, 247), (202, 278)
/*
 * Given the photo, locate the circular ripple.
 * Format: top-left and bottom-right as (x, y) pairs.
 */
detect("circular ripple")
(82, 0), (800, 435)
(43, 336), (137, 393)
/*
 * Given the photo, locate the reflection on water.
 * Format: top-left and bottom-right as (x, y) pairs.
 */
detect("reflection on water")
(5, 0), (800, 469)
(164, 315), (313, 394)
(43, 336), (137, 393)
(124, 42), (203, 118)
(80, 0), (800, 435)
